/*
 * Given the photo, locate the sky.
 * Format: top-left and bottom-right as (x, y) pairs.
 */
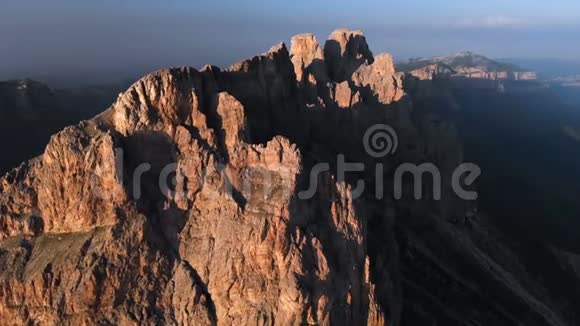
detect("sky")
(1, 0), (579, 85)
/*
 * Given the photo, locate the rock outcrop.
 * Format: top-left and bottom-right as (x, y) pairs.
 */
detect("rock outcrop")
(0, 30), (575, 325)
(0, 33), (392, 325)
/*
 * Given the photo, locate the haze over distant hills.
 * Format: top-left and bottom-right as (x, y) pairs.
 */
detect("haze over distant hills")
(499, 58), (580, 80)
(0, 79), (126, 174)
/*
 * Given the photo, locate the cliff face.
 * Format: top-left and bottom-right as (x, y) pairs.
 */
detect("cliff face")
(0, 30), (574, 325)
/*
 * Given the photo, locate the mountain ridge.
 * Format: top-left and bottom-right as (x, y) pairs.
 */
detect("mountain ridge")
(0, 29), (576, 325)
(398, 51), (538, 81)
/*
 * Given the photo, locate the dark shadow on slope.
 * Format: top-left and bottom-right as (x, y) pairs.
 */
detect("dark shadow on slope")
(406, 77), (580, 323)
(224, 50), (574, 323)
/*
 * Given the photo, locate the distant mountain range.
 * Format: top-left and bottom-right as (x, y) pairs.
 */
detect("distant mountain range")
(399, 51), (522, 72)
(398, 51), (538, 81)
(0, 79), (125, 174)
(499, 58), (580, 80)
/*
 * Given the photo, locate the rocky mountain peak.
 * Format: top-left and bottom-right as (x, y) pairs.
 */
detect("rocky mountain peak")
(289, 29), (403, 109)
(324, 29), (374, 82)
(0, 27), (410, 324)
(0, 29), (570, 326)
(290, 33), (323, 82)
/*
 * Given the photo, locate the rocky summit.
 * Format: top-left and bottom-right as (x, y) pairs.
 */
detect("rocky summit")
(0, 30), (576, 325)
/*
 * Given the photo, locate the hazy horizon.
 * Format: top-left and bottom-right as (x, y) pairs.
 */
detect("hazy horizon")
(2, 0), (580, 86)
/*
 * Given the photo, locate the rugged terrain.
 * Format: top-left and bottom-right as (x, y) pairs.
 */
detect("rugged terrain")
(0, 29), (579, 325)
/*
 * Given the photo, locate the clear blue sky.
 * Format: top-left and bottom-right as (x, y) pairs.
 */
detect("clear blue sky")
(1, 0), (579, 84)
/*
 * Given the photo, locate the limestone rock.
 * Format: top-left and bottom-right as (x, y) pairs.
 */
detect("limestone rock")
(0, 58), (385, 324)
(351, 53), (404, 105)
(290, 33), (324, 83)
(324, 29), (374, 83)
